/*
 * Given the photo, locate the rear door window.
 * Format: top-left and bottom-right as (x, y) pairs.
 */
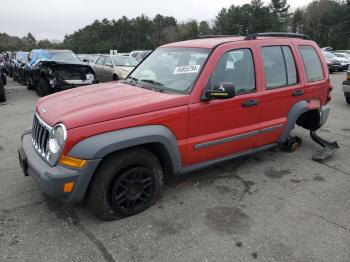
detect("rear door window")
(299, 46), (324, 82)
(104, 57), (113, 66)
(95, 57), (105, 65)
(261, 46), (298, 89)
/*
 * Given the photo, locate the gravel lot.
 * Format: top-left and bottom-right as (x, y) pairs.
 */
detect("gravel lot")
(0, 72), (349, 262)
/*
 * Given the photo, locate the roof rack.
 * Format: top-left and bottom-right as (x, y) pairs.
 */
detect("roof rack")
(195, 35), (239, 39)
(244, 32), (309, 40)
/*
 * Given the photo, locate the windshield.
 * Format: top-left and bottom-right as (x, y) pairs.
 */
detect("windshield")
(113, 56), (138, 67)
(47, 51), (80, 62)
(127, 47), (210, 93)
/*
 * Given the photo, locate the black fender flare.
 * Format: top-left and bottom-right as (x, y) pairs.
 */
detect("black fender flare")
(278, 100), (309, 143)
(67, 125), (182, 174)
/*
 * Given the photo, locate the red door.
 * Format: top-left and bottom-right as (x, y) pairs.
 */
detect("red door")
(186, 44), (261, 165)
(255, 42), (305, 146)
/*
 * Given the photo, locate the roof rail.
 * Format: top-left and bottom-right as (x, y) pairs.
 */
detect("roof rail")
(195, 35), (239, 39)
(244, 32), (309, 40)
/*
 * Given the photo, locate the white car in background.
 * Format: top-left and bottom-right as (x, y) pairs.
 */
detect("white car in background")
(321, 47), (333, 52)
(333, 52), (350, 60)
(323, 51), (350, 71)
(93, 54), (138, 82)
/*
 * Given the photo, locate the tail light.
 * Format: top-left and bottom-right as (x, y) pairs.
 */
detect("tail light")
(347, 71), (350, 81)
(326, 85), (333, 104)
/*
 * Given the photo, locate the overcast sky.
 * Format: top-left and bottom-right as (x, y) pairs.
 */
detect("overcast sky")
(0, 0), (314, 41)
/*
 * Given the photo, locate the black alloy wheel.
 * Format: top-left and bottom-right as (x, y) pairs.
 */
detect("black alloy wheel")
(88, 148), (164, 220)
(111, 167), (155, 214)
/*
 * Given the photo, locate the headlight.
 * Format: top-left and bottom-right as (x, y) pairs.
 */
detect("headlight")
(48, 124), (67, 165)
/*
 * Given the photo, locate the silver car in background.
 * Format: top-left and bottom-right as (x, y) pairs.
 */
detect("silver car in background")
(93, 54), (138, 82)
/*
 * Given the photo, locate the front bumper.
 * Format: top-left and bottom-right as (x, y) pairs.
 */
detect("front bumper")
(50, 80), (97, 90)
(327, 63), (340, 71)
(19, 129), (101, 203)
(343, 80), (350, 96)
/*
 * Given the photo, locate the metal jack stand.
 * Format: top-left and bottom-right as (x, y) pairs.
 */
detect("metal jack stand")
(310, 130), (339, 161)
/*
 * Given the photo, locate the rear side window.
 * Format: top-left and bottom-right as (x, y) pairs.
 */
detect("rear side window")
(299, 46), (324, 82)
(261, 46), (298, 89)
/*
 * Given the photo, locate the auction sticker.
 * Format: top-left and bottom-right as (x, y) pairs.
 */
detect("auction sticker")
(174, 65), (200, 74)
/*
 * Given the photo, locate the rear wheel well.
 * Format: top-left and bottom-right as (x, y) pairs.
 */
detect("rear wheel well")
(296, 109), (320, 131)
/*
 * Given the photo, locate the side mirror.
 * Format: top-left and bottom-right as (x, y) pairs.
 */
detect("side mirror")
(82, 59), (88, 63)
(205, 82), (235, 100)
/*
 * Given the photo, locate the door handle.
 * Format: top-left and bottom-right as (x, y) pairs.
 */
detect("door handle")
(292, 90), (304, 97)
(242, 99), (259, 107)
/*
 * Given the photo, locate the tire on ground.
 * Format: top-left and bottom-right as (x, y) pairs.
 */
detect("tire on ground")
(36, 78), (51, 97)
(88, 147), (164, 221)
(26, 75), (34, 90)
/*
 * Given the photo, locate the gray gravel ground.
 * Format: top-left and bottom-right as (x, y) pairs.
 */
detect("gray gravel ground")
(0, 73), (349, 262)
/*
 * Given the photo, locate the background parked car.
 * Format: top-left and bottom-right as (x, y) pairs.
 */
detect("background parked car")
(0, 68), (7, 102)
(333, 52), (350, 60)
(93, 54), (138, 82)
(321, 47), (333, 52)
(130, 50), (152, 62)
(323, 51), (348, 71)
(25, 49), (96, 96)
(335, 50), (350, 54)
(77, 54), (96, 64)
(325, 52), (350, 70)
(342, 67), (350, 104)
(13, 51), (29, 84)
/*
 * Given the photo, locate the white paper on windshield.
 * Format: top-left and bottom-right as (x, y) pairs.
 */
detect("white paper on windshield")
(173, 65), (200, 74)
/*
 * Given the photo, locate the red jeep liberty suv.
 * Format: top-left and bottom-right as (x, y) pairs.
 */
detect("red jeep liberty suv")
(19, 33), (338, 220)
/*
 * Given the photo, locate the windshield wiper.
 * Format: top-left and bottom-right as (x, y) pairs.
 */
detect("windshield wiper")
(140, 79), (164, 87)
(127, 76), (139, 83)
(140, 79), (166, 92)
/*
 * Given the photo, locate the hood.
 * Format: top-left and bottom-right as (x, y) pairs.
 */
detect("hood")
(39, 60), (91, 67)
(118, 66), (134, 73)
(36, 82), (189, 129)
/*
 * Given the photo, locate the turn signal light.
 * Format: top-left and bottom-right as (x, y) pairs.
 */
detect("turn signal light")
(59, 155), (87, 168)
(64, 182), (75, 193)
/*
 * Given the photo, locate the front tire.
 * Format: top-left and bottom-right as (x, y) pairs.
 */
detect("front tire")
(26, 75), (34, 90)
(36, 78), (51, 97)
(88, 148), (164, 220)
(1, 74), (6, 86)
(346, 97), (350, 104)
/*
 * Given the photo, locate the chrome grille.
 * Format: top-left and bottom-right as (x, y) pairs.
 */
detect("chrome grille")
(32, 114), (52, 160)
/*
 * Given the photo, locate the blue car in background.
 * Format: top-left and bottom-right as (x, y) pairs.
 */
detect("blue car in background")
(13, 51), (29, 84)
(24, 49), (96, 96)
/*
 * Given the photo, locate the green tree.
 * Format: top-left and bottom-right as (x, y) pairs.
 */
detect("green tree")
(269, 0), (291, 31)
(199, 21), (212, 36)
(291, 8), (305, 33)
